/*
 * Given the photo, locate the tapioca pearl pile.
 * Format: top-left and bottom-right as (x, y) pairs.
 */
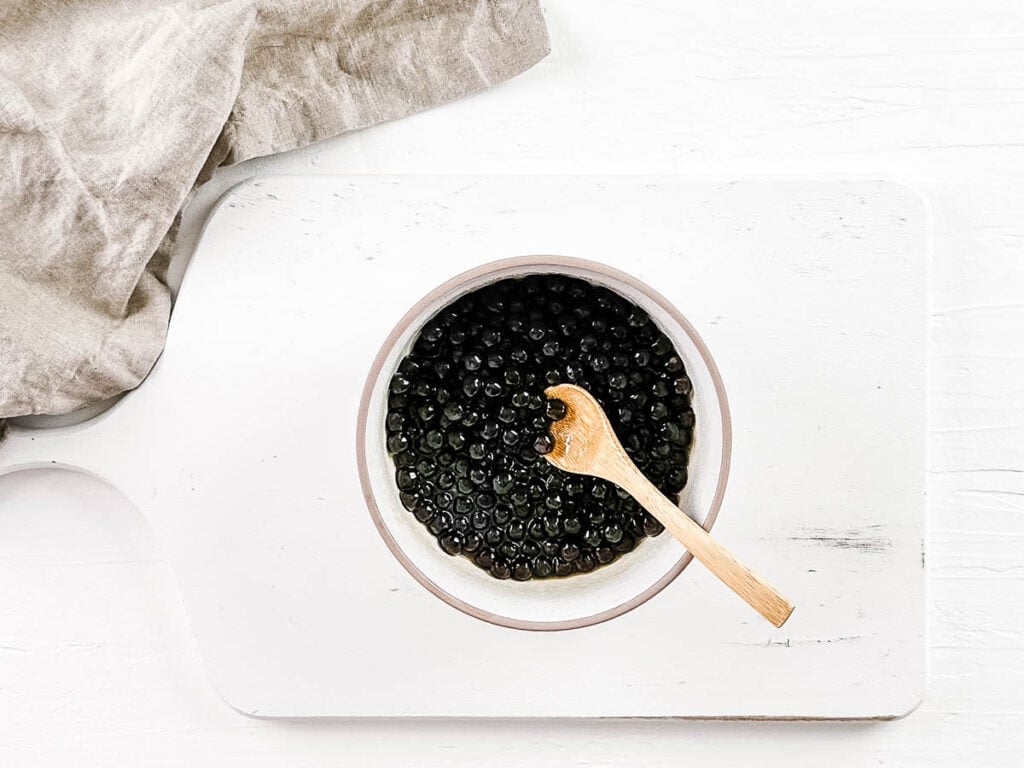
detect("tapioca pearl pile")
(386, 274), (694, 581)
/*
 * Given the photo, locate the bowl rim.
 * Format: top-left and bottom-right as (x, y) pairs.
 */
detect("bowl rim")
(356, 255), (732, 631)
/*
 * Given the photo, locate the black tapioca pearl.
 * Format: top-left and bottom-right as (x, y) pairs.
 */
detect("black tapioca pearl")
(424, 430), (444, 450)
(456, 478), (473, 494)
(492, 472), (514, 495)
(596, 546), (616, 565)
(484, 528), (503, 546)
(484, 381), (503, 398)
(543, 514), (562, 537)
(652, 335), (673, 357)
(562, 515), (582, 535)
(388, 392), (407, 409)
(506, 520), (526, 541)
(643, 515), (665, 536)
(502, 429), (521, 446)
(428, 512), (453, 536)
(473, 546), (494, 568)
(435, 492), (453, 510)
(545, 398), (567, 421)
(492, 505), (511, 524)
(490, 558), (512, 580)
(454, 496), (473, 515)
(461, 410), (480, 427)
(486, 353), (504, 370)
(520, 540), (541, 559)
(560, 543), (580, 562)
(533, 434), (555, 455)
(608, 372), (627, 390)
(509, 487), (530, 507)
(510, 346), (529, 363)
(575, 551), (596, 572)
(604, 523), (624, 544)
(542, 539), (561, 557)
(497, 406), (517, 424)
(498, 539), (521, 558)
(512, 559), (533, 581)
(532, 557), (554, 579)
(582, 528), (602, 548)
(463, 353), (483, 371)
(469, 467), (487, 485)
(480, 421), (500, 441)
(666, 468), (688, 490)
(650, 401), (669, 421)
(554, 558), (574, 577)
(544, 369), (561, 385)
(436, 472), (455, 490)
(462, 375), (482, 397)
(422, 324), (444, 343)
(674, 375), (692, 396)
(679, 409), (695, 428)
(544, 493), (563, 511)
(463, 532), (483, 554)
(443, 402), (464, 421)
(468, 442), (486, 460)
(387, 433), (410, 453)
(386, 413), (405, 433)
(390, 374), (412, 394)
(396, 469), (418, 491)
(627, 308), (649, 327)
(447, 431), (466, 450)
(413, 502), (436, 524)
(652, 442), (672, 458)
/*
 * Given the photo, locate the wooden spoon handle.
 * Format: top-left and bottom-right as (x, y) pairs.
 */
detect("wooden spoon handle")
(619, 471), (794, 628)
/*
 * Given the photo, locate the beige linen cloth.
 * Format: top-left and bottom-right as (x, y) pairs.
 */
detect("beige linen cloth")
(0, 0), (548, 420)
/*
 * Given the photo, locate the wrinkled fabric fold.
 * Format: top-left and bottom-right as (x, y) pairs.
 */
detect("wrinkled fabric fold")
(0, 0), (549, 417)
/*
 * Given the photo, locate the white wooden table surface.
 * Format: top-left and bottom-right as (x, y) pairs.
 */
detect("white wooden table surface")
(1, 1), (1022, 764)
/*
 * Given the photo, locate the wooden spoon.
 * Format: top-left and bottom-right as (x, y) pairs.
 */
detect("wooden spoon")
(544, 383), (794, 628)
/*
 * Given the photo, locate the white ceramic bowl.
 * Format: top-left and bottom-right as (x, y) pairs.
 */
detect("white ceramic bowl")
(357, 256), (731, 630)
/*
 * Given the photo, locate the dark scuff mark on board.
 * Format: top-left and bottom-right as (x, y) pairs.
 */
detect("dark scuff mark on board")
(732, 636), (863, 649)
(787, 524), (892, 552)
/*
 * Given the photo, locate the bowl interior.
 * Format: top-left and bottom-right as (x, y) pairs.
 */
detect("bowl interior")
(359, 257), (729, 630)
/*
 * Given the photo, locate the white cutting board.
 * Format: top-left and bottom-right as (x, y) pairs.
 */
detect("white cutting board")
(0, 176), (927, 719)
